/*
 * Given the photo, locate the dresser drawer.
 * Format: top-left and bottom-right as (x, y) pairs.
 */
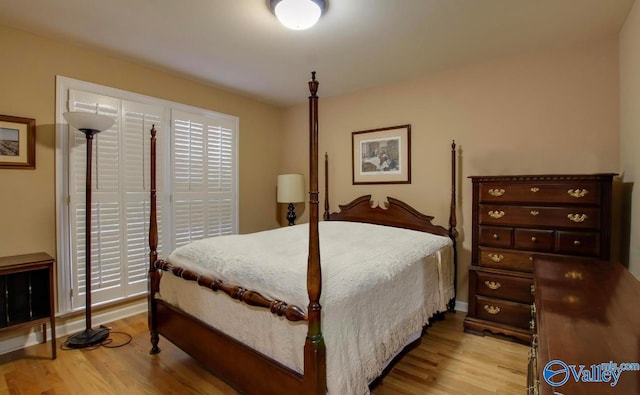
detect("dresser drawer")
(479, 226), (512, 248)
(514, 229), (554, 252)
(479, 205), (600, 229)
(556, 231), (600, 257)
(479, 181), (600, 205)
(478, 247), (534, 272)
(475, 271), (534, 304)
(475, 295), (532, 330)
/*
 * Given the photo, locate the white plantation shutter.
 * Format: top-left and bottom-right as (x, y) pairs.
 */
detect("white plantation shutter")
(122, 101), (164, 296)
(173, 110), (237, 247)
(68, 89), (122, 308)
(67, 90), (166, 309)
(58, 77), (237, 313)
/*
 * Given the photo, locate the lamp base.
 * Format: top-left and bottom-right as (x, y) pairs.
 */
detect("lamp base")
(66, 326), (110, 348)
(286, 202), (297, 226)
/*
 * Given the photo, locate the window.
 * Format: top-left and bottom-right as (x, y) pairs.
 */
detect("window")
(56, 77), (238, 314)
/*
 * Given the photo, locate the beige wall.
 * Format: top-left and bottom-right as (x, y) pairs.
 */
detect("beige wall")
(620, 0), (640, 279)
(282, 37), (620, 303)
(0, 25), (283, 260)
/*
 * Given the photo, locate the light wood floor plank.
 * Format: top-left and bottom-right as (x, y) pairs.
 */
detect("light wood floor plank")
(0, 311), (527, 394)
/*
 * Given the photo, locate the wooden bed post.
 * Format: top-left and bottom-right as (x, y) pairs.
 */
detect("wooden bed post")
(448, 140), (458, 312)
(323, 152), (329, 221)
(148, 125), (160, 354)
(304, 71), (327, 394)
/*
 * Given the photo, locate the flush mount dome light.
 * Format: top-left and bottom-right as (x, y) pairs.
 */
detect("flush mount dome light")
(270, 0), (326, 30)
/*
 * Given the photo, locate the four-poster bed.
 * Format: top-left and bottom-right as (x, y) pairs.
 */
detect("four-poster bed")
(147, 72), (458, 394)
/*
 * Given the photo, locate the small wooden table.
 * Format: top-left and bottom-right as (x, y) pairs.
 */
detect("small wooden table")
(0, 252), (56, 359)
(531, 258), (640, 394)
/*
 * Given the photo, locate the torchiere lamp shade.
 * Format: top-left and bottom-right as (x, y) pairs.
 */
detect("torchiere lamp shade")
(63, 112), (115, 132)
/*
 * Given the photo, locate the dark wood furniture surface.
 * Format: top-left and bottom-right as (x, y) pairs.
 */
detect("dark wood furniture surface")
(529, 257), (640, 394)
(0, 252), (56, 359)
(147, 73), (458, 395)
(464, 174), (615, 343)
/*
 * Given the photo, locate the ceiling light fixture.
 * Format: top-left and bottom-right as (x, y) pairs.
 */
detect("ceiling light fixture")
(269, 0), (326, 30)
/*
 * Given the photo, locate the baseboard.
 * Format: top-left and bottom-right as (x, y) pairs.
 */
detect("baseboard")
(454, 300), (468, 312)
(0, 300), (146, 356)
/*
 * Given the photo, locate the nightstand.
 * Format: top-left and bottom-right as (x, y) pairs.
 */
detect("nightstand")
(0, 252), (56, 359)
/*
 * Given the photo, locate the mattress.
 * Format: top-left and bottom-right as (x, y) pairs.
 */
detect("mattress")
(157, 221), (454, 395)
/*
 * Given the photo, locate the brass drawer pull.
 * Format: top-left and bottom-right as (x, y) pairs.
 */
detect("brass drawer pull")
(488, 210), (505, 219)
(530, 284), (535, 295)
(530, 210), (539, 216)
(567, 213), (588, 223)
(568, 189), (588, 198)
(574, 240), (581, 246)
(530, 187), (539, 192)
(531, 303), (536, 316)
(484, 281), (501, 290)
(488, 253), (504, 263)
(530, 319), (535, 330)
(492, 233), (499, 239)
(488, 188), (505, 197)
(484, 305), (500, 315)
(564, 270), (583, 280)
(531, 236), (537, 242)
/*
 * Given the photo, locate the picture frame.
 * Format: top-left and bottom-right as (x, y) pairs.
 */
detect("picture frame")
(0, 115), (36, 169)
(352, 124), (411, 184)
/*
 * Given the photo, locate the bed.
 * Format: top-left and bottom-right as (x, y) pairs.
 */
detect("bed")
(147, 72), (458, 395)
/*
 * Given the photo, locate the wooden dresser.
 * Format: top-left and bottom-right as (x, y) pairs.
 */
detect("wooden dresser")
(529, 257), (640, 394)
(463, 174), (615, 343)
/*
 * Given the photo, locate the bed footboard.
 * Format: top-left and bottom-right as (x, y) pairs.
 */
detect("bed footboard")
(155, 300), (305, 394)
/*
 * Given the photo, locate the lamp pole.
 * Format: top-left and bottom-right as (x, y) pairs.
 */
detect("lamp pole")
(63, 112), (114, 348)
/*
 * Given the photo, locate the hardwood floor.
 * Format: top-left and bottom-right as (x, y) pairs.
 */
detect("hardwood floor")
(0, 312), (527, 394)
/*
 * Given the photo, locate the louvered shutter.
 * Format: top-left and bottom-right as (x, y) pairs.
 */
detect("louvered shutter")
(172, 110), (237, 247)
(68, 89), (122, 308)
(122, 101), (164, 296)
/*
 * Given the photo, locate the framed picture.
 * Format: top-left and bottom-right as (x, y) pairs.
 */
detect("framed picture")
(352, 124), (411, 184)
(0, 115), (36, 169)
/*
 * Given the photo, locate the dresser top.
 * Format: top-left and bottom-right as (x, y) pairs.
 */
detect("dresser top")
(469, 173), (617, 182)
(0, 252), (54, 270)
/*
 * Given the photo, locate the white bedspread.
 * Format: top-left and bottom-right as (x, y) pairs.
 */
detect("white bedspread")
(159, 221), (454, 395)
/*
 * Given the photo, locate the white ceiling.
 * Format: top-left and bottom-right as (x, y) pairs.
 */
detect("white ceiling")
(0, 0), (635, 106)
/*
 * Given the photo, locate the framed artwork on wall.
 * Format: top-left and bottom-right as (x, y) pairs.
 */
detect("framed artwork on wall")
(352, 124), (411, 184)
(0, 114), (36, 169)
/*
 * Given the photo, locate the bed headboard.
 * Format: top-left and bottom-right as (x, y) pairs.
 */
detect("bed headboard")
(326, 195), (450, 237)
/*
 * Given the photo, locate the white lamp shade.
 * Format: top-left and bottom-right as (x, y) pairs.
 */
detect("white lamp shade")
(277, 174), (305, 203)
(274, 0), (323, 30)
(63, 112), (115, 132)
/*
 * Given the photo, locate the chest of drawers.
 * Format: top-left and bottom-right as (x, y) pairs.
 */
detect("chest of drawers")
(463, 174), (615, 343)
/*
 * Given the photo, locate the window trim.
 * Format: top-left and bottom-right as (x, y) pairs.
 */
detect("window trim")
(55, 76), (239, 314)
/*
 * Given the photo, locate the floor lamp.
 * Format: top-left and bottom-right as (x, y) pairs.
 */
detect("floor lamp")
(63, 111), (115, 348)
